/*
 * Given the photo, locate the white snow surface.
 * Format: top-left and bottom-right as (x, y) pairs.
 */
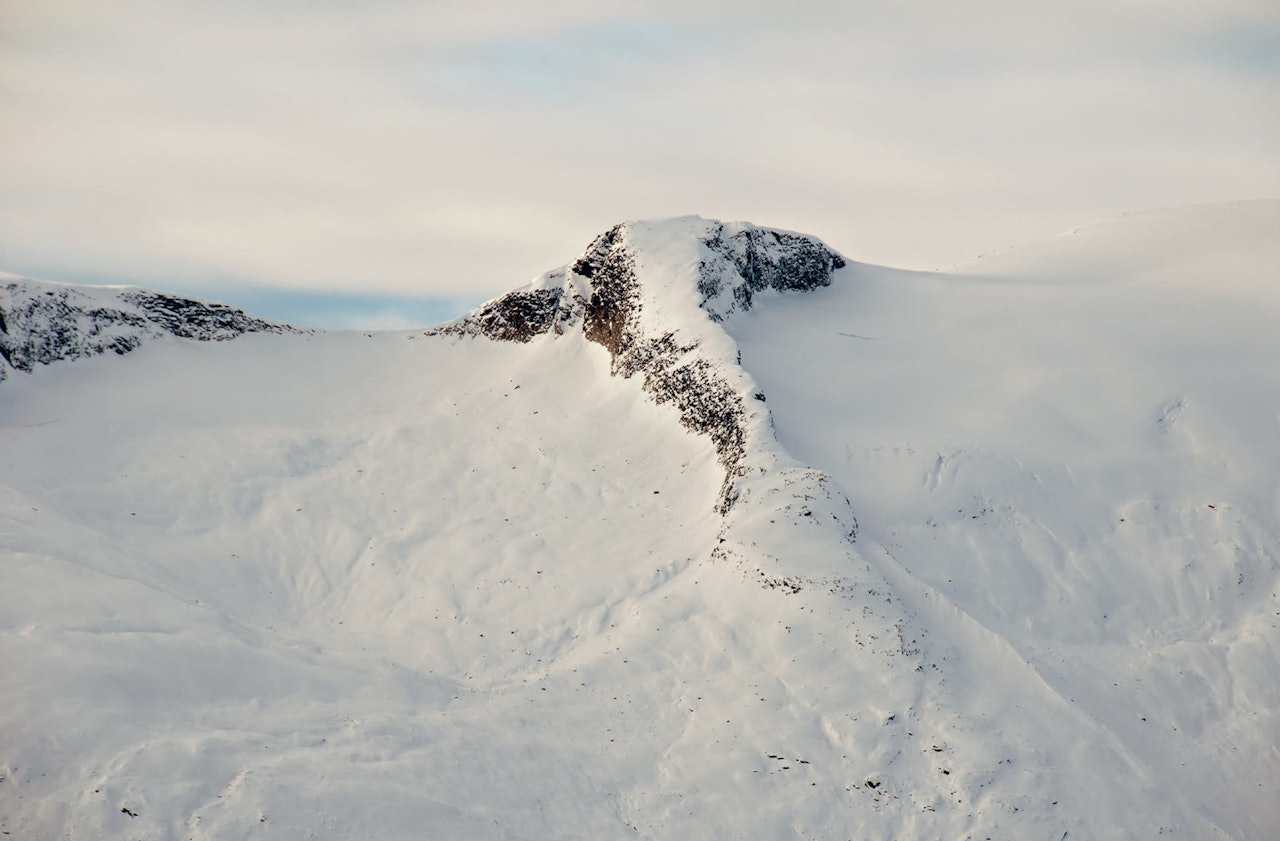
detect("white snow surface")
(2, 202), (1278, 839)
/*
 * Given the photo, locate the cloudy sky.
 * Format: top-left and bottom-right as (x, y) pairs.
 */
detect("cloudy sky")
(2, 0), (1277, 327)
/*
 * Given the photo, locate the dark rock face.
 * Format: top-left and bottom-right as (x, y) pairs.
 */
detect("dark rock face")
(0, 281), (294, 380)
(570, 224), (625, 283)
(697, 223), (846, 321)
(121, 291), (281, 341)
(579, 226), (635, 356)
(444, 287), (569, 343)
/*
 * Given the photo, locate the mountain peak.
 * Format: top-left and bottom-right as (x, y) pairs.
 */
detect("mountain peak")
(434, 218), (849, 515)
(437, 217), (846, 341)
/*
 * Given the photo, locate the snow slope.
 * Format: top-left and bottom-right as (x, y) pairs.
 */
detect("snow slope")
(729, 200), (1280, 839)
(2, 203), (1278, 840)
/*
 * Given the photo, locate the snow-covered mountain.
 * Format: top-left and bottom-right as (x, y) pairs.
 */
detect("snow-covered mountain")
(2, 203), (1277, 840)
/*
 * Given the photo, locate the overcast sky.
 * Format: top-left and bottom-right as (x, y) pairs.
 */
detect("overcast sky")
(2, 0), (1277, 326)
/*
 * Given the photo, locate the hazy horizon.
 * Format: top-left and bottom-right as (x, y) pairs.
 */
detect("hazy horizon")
(3, 1), (1277, 326)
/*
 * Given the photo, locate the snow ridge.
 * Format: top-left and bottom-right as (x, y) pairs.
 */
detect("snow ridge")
(0, 278), (297, 381)
(435, 217), (849, 519)
(444, 219), (1094, 832)
(436, 219), (894, 641)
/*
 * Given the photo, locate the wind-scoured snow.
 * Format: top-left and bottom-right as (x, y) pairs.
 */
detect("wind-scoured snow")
(2, 203), (1277, 840)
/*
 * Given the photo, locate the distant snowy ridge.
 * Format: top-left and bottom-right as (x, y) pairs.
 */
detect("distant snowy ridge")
(0, 277), (297, 381)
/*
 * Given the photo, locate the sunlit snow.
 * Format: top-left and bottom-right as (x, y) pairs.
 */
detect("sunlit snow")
(2, 201), (1277, 839)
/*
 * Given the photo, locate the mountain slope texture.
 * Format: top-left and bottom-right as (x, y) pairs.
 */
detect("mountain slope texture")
(2, 202), (1278, 840)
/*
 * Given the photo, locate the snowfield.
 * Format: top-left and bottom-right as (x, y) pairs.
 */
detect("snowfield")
(2, 201), (1278, 839)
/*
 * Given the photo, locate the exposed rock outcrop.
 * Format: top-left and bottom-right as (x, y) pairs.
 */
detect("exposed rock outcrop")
(0, 280), (296, 381)
(697, 223), (846, 321)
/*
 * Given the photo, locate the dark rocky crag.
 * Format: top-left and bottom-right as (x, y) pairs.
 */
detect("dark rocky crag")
(0, 281), (296, 380)
(697, 224), (846, 321)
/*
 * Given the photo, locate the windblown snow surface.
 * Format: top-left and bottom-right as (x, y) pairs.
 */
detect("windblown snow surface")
(2, 202), (1278, 840)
